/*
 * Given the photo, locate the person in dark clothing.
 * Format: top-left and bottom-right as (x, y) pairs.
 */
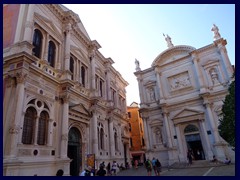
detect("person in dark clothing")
(106, 162), (111, 176)
(155, 159), (162, 176)
(187, 149), (193, 165)
(56, 169), (64, 176)
(96, 166), (107, 176)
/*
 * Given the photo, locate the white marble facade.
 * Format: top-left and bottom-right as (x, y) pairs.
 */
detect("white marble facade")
(3, 4), (130, 176)
(134, 30), (235, 166)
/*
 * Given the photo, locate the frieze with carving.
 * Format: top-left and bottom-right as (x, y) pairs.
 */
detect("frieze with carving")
(169, 72), (191, 90)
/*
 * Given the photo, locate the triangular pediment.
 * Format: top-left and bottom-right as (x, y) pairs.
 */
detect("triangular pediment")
(173, 108), (204, 120)
(149, 119), (163, 127)
(144, 80), (156, 87)
(69, 101), (90, 116)
(71, 45), (88, 61)
(34, 12), (62, 38)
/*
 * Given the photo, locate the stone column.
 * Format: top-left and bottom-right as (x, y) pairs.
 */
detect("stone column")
(91, 107), (98, 156)
(142, 117), (150, 151)
(34, 116), (40, 145)
(162, 112), (173, 148)
(89, 47), (96, 91)
(204, 102), (220, 143)
(108, 118), (115, 157)
(43, 34), (49, 61)
(105, 68), (111, 100)
(7, 72), (27, 158)
(175, 124), (185, 161)
(23, 4), (34, 43)
(136, 75), (145, 104)
(192, 53), (207, 93)
(60, 94), (69, 158)
(156, 72), (166, 104)
(64, 23), (71, 73)
(217, 42), (234, 79)
(199, 119), (213, 159)
(47, 119), (53, 146)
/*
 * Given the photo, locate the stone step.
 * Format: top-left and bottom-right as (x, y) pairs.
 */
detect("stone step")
(168, 160), (228, 169)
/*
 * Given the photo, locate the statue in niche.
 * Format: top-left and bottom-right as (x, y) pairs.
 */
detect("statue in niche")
(211, 24), (221, 40)
(209, 68), (219, 85)
(148, 87), (155, 101)
(135, 59), (141, 71)
(155, 128), (163, 143)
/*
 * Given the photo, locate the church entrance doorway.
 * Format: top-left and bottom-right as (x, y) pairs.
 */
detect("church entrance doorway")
(184, 124), (205, 160)
(68, 127), (82, 176)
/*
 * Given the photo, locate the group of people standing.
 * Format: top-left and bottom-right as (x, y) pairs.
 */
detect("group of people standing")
(79, 161), (120, 176)
(144, 157), (162, 176)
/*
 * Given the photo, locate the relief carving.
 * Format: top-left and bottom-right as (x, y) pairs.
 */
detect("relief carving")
(169, 72), (191, 90)
(9, 124), (21, 134)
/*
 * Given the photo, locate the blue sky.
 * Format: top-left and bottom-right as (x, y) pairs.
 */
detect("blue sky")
(63, 4), (235, 105)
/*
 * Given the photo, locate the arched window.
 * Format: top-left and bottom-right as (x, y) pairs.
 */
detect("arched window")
(100, 80), (103, 97)
(114, 128), (118, 151)
(100, 128), (104, 149)
(70, 57), (74, 80)
(32, 29), (43, 58)
(184, 124), (199, 134)
(98, 122), (104, 150)
(81, 66), (85, 87)
(22, 107), (37, 144)
(48, 41), (56, 67)
(37, 111), (49, 145)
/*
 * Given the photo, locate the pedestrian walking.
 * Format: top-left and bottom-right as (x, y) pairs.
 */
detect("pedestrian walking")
(155, 159), (162, 176)
(96, 165), (106, 176)
(79, 166), (92, 176)
(111, 161), (118, 175)
(106, 162), (112, 176)
(152, 157), (157, 175)
(134, 159), (138, 169)
(145, 159), (152, 176)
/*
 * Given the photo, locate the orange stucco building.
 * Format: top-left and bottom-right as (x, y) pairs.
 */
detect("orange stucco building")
(127, 102), (145, 165)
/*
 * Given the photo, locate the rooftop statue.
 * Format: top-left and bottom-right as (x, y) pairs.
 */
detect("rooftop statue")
(211, 24), (221, 40)
(163, 33), (174, 48)
(135, 59), (141, 71)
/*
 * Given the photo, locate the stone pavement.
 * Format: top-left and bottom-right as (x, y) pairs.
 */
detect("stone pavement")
(116, 161), (235, 176)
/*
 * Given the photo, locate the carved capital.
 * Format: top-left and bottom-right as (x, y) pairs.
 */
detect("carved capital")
(16, 72), (28, 84)
(60, 94), (70, 103)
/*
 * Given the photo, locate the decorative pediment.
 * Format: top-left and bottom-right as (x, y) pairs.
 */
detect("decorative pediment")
(151, 45), (196, 67)
(70, 45), (88, 62)
(69, 101), (90, 116)
(149, 119), (163, 127)
(34, 12), (62, 39)
(172, 108), (204, 124)
(144, 80), (156, 87)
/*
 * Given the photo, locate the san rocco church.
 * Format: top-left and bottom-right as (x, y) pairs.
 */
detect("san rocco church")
(3, 4), (130, 176)
(134, 26), (235, 166)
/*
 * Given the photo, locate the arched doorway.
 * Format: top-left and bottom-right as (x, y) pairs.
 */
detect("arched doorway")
(184, 124), (205, 160)
(68, 127), (82, 176)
